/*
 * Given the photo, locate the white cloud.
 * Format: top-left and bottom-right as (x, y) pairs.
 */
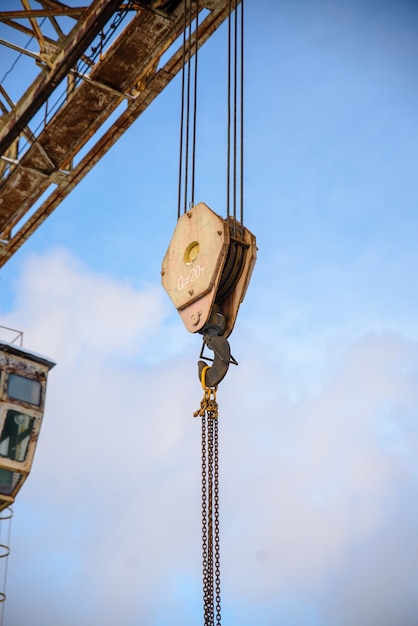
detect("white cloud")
(1, 250), (418, 625)
(2, 248), (166, 363)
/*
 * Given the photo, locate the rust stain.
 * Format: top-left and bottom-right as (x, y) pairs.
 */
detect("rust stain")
(0, 0), (240, 265)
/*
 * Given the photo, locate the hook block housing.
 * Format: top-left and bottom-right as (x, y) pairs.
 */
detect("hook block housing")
(161, 202), (256, 337)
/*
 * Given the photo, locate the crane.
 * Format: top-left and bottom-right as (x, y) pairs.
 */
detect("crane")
(0, 2), (252, 623)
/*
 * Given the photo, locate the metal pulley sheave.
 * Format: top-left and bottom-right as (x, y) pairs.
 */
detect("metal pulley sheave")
(161, 201), (256, 386)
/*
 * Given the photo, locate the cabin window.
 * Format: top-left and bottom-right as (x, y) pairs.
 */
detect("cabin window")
(7, 373), (41, 406)
(0, 410), (35, 462)
(0, 470), (22, 496)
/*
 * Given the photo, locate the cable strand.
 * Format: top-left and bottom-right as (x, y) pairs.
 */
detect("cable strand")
(183, 0), (193, 214)
(226, 0), (232, 221)
(177, 3), (187, 219)
(191, 0), (199, 206)
(240, 0), (244, 231)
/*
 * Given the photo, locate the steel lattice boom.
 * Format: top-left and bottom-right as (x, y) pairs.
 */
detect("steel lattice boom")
(0, 0), (239, 267)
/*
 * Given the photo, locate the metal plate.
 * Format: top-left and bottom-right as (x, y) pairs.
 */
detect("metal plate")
(161, 202), (229, 311)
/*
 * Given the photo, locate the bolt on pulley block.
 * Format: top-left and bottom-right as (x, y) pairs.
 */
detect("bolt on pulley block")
(161, 202), (256, 339)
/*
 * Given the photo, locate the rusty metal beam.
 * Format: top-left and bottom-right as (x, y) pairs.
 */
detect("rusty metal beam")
(40, 0), (84, 8)
(0, 0), (239, 267)
(0, 0), (122, 157)
(20, 0), (47, 54)
(0, 3), (136, 21)
(0, 38), (41, 61)
(0, 17), (63, 44)
(0, 9), (84, 20)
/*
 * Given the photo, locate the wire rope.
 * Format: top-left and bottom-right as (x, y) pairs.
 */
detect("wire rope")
(233, 1), (238, 232)
(0, 18), (47, 88)
(178, 0), (199, 216)
(226, 0), (232, 221)
(183, 0), (192, 214)
(239, 0), (244, 230)
(226, 0), (244, 235)
(177, 4), (187, 219)
(191, 0), (199, 206)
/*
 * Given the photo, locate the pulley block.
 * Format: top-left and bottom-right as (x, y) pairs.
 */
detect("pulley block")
(161, 202), (256, 338)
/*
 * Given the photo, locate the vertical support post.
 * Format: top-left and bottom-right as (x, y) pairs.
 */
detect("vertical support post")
(0, 507), (13, 626)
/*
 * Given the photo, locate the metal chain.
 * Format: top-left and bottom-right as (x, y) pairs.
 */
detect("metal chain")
(197, 384), (221, 626)
(207, 416), (214, 626)
(214, 417), (221, 625)
(201, 414), (210, 623)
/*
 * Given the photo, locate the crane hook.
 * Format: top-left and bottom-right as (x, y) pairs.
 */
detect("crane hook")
(198, 334), (231, 388)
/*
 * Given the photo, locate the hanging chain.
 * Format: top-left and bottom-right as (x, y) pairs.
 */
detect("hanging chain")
(195, 369), (221, 626)
(207, 415), (214, 625)
(214, 418), (221, 624)
(201, 414), (209, 622)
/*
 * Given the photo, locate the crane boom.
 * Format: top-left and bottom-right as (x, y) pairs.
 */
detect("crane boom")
(0, 0), (239, 268)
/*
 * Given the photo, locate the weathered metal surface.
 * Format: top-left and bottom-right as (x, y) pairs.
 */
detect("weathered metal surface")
(0, 341), (56, 372)
(0, 7), (85, 19)
(0, 0), (240, 267)
(198, 333), (231, 387)
(220, 221), (257, 338)
(161, 200), (256, 337)
(162, 202), (230, 333)
(0, 0), (123, 156)
(0, 342), (55, 511)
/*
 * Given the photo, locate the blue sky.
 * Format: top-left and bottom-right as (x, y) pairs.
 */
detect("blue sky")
(1, 1), (418, 625)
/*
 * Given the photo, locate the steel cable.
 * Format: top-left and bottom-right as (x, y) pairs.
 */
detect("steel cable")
(191, 0), (199, 205)
(177, 2), (187, 218)
(183, 0), (192, 214)
(240, 0), (244, 231)
(178, 0), (199, 216)
(226, 0), (244, 235)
